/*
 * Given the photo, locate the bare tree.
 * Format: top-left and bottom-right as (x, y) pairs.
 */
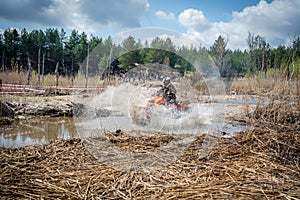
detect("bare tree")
(85, 43), (89, 88)
(38, 47), (41, 86)
(42, 53), (45, 84)
(27, 56), (31, 85)
(55, 62), (59, 95)
(289, 35), (300, 79)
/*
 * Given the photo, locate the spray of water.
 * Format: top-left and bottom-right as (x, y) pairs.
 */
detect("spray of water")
(76, 83), (223, 135)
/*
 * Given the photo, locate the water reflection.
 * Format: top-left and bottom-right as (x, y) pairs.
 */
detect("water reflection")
(0, 117), (77, 148)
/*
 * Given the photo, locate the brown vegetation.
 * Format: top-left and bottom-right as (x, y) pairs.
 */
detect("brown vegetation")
(230, 75), (300, 100)
(0, 72), (111, 88)
(249, 102), (300, 132)
(1, 100), (299, 199)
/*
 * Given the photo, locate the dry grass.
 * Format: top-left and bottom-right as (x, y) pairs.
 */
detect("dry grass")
(0, 72), (110, 88)
(0, 128), (299, 199)
(248, 102), (300, 132)
(230, 92), (300, 133)
(230, 76), (300, 100)
(0, 71), (72, 86)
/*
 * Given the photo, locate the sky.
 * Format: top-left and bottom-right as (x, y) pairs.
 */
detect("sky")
(0, 0), (299, 50)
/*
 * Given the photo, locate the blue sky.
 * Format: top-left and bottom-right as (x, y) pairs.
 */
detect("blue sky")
(146, 0), (272, 22)
(0, 0), (299, 49)
(141, 0), (274, 36)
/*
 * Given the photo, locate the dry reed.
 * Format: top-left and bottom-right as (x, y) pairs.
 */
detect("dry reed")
(1, 127), (299, 199)
(0, 72), (106, 88)
(247, 101), (300, 132)
(230, 76), (300, 100)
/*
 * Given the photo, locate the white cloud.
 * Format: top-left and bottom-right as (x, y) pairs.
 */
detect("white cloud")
(178, 9), (210, 31)
(155, 10), (176, 20)
(178, 0), (300, 49)
(0, 0), (150, 34)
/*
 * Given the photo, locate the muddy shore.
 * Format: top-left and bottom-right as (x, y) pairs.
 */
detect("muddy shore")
(1, 96), (75, 119)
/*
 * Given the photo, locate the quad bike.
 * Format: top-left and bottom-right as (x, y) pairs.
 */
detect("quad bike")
(130, 95), (191, 126)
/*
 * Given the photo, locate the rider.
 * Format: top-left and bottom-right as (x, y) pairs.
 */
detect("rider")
(157, 77), (177, 104)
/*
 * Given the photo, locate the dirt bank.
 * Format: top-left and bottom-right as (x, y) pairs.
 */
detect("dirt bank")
(0, 96), (81, 121)
(0, 102), (15, 125)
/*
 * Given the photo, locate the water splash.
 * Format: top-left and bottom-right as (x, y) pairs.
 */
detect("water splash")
(76, 83), (226, 135)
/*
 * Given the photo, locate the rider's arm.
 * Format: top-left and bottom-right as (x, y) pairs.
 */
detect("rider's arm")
(169, 84), (176, 94)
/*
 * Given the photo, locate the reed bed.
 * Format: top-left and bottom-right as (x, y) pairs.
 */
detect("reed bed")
(230, 76), (300, 100)
(0, 72), (108, 88)
(247, 101), (300, 132)
(1, 127), (299, 199)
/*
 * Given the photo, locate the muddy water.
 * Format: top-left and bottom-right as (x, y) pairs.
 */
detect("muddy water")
(0, 117), (77, 148)
(1, 98), (252, 148)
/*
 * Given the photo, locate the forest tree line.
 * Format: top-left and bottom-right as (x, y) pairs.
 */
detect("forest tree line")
(0, 27), (299, 79)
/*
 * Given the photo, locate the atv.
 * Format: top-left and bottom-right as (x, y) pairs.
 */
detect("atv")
(130, 95), (191, 126)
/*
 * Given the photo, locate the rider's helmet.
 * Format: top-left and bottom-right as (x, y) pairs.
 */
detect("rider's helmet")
(162, 77), (171, 86)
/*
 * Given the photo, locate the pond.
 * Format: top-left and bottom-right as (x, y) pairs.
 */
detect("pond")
(0, 117), (77, 148)
(1, 99), (252, 148)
